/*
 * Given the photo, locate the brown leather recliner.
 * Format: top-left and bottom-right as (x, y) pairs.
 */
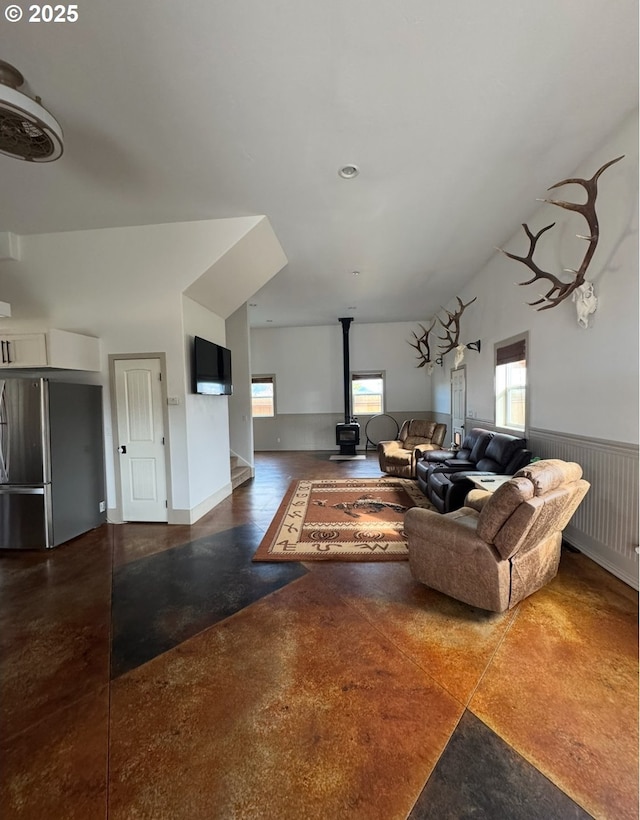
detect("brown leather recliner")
(378, 419), (447, 478)
(405, 460), (590, 612)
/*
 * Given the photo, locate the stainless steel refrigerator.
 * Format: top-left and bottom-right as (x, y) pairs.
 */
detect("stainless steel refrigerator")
(0, 378), (106, 549)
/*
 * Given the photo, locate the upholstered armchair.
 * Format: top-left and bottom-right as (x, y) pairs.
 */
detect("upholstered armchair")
(405, 460), (590, 612)
(378, 419), (447, 478)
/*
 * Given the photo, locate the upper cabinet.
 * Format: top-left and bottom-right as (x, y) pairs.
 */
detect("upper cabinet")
(0, 329), (100, 371)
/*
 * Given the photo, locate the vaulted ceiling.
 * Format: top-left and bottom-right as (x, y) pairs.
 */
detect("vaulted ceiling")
(1, 0), (637, 327)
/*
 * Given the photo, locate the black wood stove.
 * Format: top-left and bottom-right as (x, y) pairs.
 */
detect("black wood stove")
(336, 317), (360, 455)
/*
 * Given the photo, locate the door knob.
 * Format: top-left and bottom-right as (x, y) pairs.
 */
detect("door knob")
(117, 445), (127, 454)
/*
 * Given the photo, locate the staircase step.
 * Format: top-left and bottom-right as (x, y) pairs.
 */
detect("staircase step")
(231, 464), (252, 490)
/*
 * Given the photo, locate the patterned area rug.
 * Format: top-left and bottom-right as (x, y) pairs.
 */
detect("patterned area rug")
(252, 477), (435, 562)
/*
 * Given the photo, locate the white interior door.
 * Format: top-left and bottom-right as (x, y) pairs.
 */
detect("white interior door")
(451, 366), (466, 446)
(114, 358), (167, 522)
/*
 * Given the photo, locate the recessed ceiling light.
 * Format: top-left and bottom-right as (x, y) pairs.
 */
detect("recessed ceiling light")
(338, 164), (359, 179)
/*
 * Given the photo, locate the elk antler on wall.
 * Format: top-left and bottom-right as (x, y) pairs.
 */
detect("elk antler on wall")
(498, 155), (624, 312)
(437, 296), (478, 355)
(409, 319), (437, 368)
(409, 296), (480, 370)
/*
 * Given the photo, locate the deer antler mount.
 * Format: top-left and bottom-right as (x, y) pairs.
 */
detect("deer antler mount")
(498, 155), (623, 312)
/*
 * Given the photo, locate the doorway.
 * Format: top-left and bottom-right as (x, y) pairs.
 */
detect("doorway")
(112, 356), (168, 522)
(450, 366), (466, 446)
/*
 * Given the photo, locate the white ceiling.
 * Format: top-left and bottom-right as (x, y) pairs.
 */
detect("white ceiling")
(1, 0), (637, 327)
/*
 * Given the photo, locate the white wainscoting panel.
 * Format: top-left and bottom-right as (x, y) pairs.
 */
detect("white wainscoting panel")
(528, 428), (639, 589)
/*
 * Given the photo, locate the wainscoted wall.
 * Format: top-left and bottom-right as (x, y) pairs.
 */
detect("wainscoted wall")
(254, 413), (344, 451)
(253, 411), (435, 452)
(527, 428), (639, 590)
(442, 417), (639, 590)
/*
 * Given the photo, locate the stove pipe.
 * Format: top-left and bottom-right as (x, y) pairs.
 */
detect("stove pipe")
(339, 317), (353, 424)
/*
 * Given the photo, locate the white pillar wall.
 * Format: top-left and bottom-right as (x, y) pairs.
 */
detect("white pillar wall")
(227, 303), (255, 470)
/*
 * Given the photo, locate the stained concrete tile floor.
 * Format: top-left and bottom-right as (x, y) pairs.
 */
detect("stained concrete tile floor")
(0, 452), (637, 819)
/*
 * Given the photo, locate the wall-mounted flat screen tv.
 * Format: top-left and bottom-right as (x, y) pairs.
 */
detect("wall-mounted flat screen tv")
(193, 335), (233, 395)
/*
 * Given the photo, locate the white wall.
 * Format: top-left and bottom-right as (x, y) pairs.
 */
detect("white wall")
(353, 322), (433, 413)
(251, 320), (431, 414)
(181, 296), (231, 516)
(250, 320), (433, 450)
(431, 109), (639, 445)
(251, 325), (343, 414)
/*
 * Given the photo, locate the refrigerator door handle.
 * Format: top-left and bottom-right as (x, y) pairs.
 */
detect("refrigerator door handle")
(0, 380), (8, 482)
(0, 486), (45, 495)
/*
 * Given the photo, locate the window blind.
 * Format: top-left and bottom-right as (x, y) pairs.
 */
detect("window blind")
(496, 338), (526, 365)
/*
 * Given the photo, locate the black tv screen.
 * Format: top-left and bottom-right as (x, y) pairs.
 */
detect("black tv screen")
(193, 336), (233, 395)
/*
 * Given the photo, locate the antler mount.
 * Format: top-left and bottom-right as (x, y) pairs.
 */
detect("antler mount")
(437, 296), (477, 355)
(498, 156), (623, 311)
(409, 296), (480, 369)
(408, 319), (437, 368)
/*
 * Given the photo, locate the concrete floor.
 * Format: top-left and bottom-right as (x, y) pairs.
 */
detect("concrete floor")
(1, 451), (637, 819)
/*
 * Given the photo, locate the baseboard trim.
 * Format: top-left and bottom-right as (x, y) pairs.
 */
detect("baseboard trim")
(564, 527), (639, 591)
(107, 508), (123, 524)
(168, 483), (232, 525)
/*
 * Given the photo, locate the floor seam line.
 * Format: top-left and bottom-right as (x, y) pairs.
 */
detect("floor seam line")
(466, 603), (521, 709)
(319, 579), (467, 707)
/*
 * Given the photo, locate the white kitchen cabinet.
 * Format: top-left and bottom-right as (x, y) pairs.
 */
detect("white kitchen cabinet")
(0, 329), (100, 371)
(0, 333), (46, 368)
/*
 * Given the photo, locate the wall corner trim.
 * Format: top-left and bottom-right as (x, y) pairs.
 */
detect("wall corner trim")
(169, 483), (232, 525)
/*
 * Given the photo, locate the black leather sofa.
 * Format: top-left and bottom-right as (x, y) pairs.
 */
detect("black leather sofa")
(416, 428), (493, 493)
(416, 428), (532, 513)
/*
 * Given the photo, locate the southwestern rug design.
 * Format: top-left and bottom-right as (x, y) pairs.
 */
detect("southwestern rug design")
(252, 477), (434, 562)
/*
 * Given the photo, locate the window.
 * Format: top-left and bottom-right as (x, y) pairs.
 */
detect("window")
(251, 375), (275, 417)
(495, 336), (527, 432)
(351, 372), (384, 416)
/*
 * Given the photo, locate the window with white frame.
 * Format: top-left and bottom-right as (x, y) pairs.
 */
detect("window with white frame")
(351, 371), (384, 416)
(495, 336), (527, 432)
(251, 375), (275, 417)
